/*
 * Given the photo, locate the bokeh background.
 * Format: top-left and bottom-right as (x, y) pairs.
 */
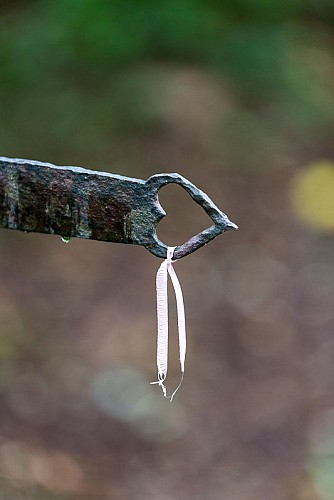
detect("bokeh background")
(1, 1), (334, 499)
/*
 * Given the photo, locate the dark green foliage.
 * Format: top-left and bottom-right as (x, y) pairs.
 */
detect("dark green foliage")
(0, 0), (334, 165)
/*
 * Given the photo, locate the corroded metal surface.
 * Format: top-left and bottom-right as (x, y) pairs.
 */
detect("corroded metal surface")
(0, 157), (237, 259)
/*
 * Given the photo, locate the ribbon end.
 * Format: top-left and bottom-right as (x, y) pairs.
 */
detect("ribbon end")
(150, 372), (168, 398)
(169, 371), (184, 403)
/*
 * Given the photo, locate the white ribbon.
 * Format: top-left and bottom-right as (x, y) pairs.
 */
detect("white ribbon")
(151, 246), (186, 401)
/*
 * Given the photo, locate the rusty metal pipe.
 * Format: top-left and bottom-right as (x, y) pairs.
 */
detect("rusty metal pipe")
(0, 157), (237, 259)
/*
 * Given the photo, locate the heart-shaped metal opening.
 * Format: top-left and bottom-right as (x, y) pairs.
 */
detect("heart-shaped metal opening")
(157, 182), (212, 247)
(145, 173), (238, 259)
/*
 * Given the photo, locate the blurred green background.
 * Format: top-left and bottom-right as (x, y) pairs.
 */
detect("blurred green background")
(1, 1), (334, 499)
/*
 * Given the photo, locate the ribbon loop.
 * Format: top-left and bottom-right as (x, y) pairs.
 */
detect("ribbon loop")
(150, 246), (186, 401)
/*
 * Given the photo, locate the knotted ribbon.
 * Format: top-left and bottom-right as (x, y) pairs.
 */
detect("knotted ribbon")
(151, 246), (186, 401)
